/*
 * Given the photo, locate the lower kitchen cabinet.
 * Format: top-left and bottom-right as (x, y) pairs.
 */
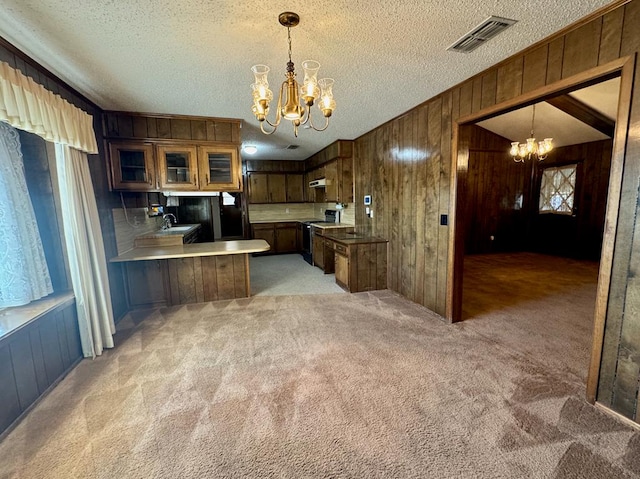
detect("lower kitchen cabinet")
(251, 222), (300, 254)
(251, 224), (275, 254)
(326, 237), (388, 292)
(313, 232), (325, 269)
(335, 247), (350, 289)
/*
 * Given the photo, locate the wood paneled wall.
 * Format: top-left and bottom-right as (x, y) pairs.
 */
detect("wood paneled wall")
(0, 297), (81, 437)
(354, 0), (640, 422)
(244, 160), (305, 173)
(0, 38), (128, 321)
(530, 140), (613, 259)
(103, 111), (240, 143)
(461, 128), (613, 259)
(462, 125), (529, 254)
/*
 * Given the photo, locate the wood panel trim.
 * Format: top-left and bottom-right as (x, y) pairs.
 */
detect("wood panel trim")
(586, 53), (636, 403)
(457, 57), (630, 125)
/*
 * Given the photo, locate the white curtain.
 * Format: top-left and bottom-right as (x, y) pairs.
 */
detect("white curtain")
(55, 144), (115, 358)
(0, 121), (53, 306)
(0, 61), (98, 153)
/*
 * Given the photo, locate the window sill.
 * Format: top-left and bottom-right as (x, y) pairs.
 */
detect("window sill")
(0, 291), (75, 342)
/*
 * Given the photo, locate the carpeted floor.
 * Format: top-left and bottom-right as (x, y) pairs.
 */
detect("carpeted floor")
(1, 279), (638, 477)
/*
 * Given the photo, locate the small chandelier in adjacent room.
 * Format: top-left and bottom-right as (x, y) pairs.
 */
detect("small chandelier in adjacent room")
(509, 104), (553, 162)
(251, 12), (336, 137)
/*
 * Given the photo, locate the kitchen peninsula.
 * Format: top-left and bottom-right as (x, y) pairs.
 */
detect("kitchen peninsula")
(111, 240), (269, 308)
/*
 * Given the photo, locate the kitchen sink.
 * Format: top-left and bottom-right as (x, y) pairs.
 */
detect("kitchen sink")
(163, 225), (192, 232)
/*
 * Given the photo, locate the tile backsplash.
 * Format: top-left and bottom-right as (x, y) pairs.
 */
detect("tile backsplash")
(112, 208), (162, 255)
(248, 202), (355, 224)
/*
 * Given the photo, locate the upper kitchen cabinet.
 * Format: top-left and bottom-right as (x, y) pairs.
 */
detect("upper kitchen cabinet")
(247, 171), (305, 204)
(108, 141), (156, 191)
(304, 140), (354, 203)
(103, 111), (242, 192)
(197, 145), (242, 192)
(157, 144), (199, 190)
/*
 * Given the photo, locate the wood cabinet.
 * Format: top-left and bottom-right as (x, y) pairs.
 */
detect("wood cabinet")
(108, 141), (156, 191)
(157, 144), (199, 190)
(247, 173), (305, 203)
(324, 160), (338, 202)
(269, 174), (287, 203)
(251, 223), (275, 253)
(286, 174), (305, 202)
(306, 158), (353, 203)
(335, 246), (350, 289)
(251, 222), (300, 253)
(275, 223), (298, 253)
(249, 173), (270, 203)
(197, 145), (242, 191)
(327, 239), (388, 293)
(313, 232), (325, 270)
(156, 143), (243, 192)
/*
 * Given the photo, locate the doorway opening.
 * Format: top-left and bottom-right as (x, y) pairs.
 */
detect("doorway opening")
(449, 57), (634, 402)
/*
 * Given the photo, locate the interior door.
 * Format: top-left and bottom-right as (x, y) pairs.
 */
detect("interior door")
(220, 192), (244, 238)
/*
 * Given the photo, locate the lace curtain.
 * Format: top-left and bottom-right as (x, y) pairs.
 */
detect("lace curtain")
(0, 121), (53, 307)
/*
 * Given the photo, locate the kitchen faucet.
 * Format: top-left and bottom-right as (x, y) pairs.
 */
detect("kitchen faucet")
(162, 213), (177, 230)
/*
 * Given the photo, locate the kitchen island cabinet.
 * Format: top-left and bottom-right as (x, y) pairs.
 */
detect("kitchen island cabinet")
(111, 240), (269, 308)
(324, 234), (388, 292)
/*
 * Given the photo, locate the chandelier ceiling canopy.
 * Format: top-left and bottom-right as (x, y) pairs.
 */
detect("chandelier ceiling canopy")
(251, 12), (336, 137)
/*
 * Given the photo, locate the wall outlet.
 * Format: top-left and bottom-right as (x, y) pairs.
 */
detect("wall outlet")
(285, 208), (290, 214)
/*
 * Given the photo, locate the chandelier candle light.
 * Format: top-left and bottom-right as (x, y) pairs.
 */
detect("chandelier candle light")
(251, 12), (336, 137)
(509, 104), (553, 162)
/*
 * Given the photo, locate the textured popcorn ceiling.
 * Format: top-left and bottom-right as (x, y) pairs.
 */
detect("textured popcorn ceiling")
(0, 0), (613, 161)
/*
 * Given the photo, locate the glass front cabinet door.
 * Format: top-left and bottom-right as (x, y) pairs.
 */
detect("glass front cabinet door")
(157, 144), (199, 190)
(197, 145), (242, 191)
(109, 141), (156, 191)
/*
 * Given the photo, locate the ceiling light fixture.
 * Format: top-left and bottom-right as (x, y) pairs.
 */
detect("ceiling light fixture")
(251, 12), (336, 137)
(509, 104), (553, 162)
(243, 145), (258, 155)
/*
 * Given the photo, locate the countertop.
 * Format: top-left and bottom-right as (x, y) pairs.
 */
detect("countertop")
(324, 232), (389, 245)
(250, 219), (354, 229)
(110, 240), (270, 262)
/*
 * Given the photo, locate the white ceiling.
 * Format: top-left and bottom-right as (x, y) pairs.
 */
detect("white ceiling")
(0, 0), (614, 160)
(477, 77), (620, 147)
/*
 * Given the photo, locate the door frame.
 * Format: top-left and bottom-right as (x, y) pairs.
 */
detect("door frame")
(446, 55), (636, 404)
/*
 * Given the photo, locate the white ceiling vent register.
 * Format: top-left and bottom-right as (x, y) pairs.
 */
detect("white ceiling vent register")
(447, 16), (517, 53)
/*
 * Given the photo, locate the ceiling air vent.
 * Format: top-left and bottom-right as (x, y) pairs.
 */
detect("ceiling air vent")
(285, 144), (300, 150)
(447, 16), (517, 53)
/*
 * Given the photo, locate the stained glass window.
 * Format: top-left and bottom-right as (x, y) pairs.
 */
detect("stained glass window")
(539, 164), (577, 215)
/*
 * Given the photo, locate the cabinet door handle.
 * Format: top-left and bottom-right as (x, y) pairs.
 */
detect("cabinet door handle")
(206, 174), (209, 184)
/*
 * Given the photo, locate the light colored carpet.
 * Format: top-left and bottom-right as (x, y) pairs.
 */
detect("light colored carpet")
(250, 253), (346, 296)
(0, 287), (638, 478)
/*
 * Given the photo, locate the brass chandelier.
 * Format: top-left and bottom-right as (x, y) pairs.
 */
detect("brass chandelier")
(251, 12), (336, 137)
(509, 104), (553, 162)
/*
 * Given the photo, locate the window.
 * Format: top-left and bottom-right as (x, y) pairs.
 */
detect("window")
(539, 164), (577, 215)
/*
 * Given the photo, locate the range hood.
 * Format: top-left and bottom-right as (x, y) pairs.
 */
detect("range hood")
(309, 178), (326, 188)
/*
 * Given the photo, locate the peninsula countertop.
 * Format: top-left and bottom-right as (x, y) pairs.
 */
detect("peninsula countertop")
(110, 239), (270, 262)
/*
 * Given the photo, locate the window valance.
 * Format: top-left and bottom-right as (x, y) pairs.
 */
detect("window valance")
(0, 61), (98, 154)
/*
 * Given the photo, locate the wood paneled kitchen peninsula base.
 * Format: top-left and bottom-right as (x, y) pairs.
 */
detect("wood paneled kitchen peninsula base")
(110, 240), (270, 309)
